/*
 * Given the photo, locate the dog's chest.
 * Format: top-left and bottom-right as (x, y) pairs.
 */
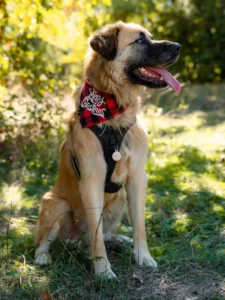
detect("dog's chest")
(111, 139), (131, 184)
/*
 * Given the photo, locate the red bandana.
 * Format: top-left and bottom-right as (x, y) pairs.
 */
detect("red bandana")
(78, 80), (129, 128)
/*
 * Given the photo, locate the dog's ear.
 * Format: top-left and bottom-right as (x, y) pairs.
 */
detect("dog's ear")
(90, 23), (122, 61)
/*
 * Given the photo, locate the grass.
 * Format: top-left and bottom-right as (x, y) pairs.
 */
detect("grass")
(1, 84), (225, 299)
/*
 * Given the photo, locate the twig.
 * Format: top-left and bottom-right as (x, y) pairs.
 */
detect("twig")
(0, 216), (13, 225)
(6, 201), (13, 259)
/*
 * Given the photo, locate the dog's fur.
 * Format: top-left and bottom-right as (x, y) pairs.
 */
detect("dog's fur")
(34, 21), (180, 278)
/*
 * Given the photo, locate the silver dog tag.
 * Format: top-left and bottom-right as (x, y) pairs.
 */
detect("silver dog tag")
(112, 149), (121, 161)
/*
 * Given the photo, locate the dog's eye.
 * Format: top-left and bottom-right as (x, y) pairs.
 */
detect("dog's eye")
(136, 38), (143, 44)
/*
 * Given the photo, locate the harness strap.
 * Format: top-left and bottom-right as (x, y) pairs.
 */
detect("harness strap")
(71, 156), (81, 181)
(89, 125), (130, 193)
(71, 121), (135, 193)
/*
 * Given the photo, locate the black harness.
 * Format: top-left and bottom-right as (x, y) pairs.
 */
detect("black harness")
(71, 122), (135, 193)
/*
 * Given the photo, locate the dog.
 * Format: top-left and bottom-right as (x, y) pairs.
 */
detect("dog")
(34, 21), (181, 278)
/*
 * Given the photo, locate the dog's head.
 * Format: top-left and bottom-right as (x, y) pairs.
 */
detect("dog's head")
(87, 21), (181, 93)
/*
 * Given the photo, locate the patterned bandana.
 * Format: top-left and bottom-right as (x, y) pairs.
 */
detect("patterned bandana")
(78, 80), (129, 128)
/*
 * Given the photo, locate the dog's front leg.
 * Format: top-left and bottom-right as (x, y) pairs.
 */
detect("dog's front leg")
(79, 177), (116, 278)
(127, 170), (157, 268)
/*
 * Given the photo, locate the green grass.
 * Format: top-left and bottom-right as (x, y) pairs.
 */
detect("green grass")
(1, 85), (225, 299)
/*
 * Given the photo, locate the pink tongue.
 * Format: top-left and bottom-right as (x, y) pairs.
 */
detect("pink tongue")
(147, 67), (181, 92)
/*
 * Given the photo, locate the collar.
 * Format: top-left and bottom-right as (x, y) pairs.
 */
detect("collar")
(78, 80), (129, 128)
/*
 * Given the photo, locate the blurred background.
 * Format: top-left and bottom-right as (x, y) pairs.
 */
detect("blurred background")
(1, 1), (225, 299)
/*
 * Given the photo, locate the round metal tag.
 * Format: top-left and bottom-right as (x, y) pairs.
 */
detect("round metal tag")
(112, 151), (121, 161)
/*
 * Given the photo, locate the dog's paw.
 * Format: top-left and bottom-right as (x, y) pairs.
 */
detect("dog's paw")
(104, 232), (133, 244)
(94, 258), (117, 279)
(134, 241), (157, 268)
(115, 235), (133, 244)
(98, 268), (117, 279)
(34, 253), (52, 266)
(135, 251), (157, 268)
(103, 232), (113, 242)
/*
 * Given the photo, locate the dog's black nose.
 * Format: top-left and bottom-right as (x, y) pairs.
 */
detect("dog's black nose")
(171, 43), (181, 52)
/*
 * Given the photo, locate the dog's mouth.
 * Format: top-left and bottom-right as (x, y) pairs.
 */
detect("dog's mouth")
(133, 66), (181, 92)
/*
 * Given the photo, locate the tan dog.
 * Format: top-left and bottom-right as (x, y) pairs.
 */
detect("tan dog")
(34, 21), (181, 278)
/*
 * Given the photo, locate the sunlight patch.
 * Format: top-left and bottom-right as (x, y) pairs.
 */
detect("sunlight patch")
(213, 204), (225, 217)
(0, 184), (25, 213)
(176, 172), (225, 196)
(199, 175), (225, 196)
(172, 213), (190, 232)
(10, 217), (33, 235)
